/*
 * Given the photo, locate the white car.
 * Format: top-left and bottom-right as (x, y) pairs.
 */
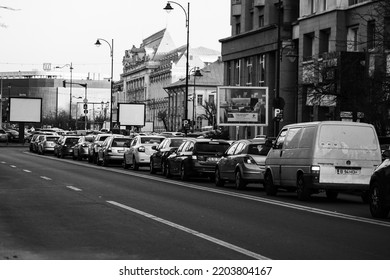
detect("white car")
(123, 135), (165, 170)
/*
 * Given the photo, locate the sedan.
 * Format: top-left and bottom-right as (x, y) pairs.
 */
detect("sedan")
(55, 136), (81, 158)
(166, 138), (231, 181)
(123, 135), (165, 170)
(215, 139), (271, 189)
(97, 136), (132, 166)
(73, 135), (95, 161)
(149, 137), (189, 175)
(368, 151), (390, 218)
(37, 135), (61, 155)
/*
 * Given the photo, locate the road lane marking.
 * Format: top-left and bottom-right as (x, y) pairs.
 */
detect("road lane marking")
(10, 165), (16, 168)
(40, 176), (52, 181)
(66, 186), (82, 192)
(107, 200), (270, 260)
(23, 169), (32, 173)
(1, 161), (6, 164)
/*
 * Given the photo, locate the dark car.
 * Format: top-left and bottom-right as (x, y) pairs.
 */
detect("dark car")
(368, 152), (390, 218)
(73, 135), (95, 161)
(165, 138), (231, 180)
(5, 129), (19, 142)
(215, 139), (271, 189)
(378, 136), (390, 160)
(55, 136), (81, 158)
(149, 137), (189, 175)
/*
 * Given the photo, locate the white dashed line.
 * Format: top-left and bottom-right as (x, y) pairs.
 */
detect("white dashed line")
(40, 176), (52, 181)
(23, 169), (32, 173)
(66, 186), (82, 192)
(10, 165), (16, 168)
(107, 200), (270, 260)
(1, 161), (6, 164)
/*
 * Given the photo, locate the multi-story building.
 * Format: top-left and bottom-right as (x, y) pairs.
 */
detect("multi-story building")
(121, 29), (220, 132)
(221, 0), (390, 137)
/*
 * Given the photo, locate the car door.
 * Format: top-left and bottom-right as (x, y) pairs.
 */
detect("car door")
(170, 141), (190, 175)
(219, 142), (239, 179)
(266, 128), (288, 186)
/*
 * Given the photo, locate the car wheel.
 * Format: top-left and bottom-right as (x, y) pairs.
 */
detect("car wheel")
(150, 159), (156, 174)
(88, 155), (93, 163)
(72, 153), (77, 160)
(77, 153), (82, 161)
(123, 156), (130, 169)
(93, 153), (98, 164)
(102, 156), (108, 167)
(369, 181), (390, 218)
(326, 190), (339, 200)
(215, 168), (225, 187)
(165, 162), (172, 178)
(180, 163), (189, 181)
(297, 174), (311, 201)
(235, 170), (246, 189)
(161, 161), (167, 176)
(41, 150), (45, 155)
(132, 156), (139, 171)
(264, 171), (277, 196)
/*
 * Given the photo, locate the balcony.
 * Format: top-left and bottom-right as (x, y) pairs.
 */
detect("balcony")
(253, 0), (265, 7)
(232, 2), (241, 16)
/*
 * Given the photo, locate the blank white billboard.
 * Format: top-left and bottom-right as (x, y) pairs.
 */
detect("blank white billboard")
(118, 103), (145, 126)
(9, 97), (42, 123)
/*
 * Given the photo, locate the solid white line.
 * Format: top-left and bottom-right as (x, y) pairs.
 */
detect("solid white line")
(66, 186), (82, 192)
(23, 169), (32, 173)
(40, 176), (52, 181)
(107, 200), (270, 260)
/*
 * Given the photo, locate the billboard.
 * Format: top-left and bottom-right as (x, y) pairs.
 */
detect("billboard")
(217, 86), (268, 126)
(118, 103), (145, 126)
(9, 97), (42, 123)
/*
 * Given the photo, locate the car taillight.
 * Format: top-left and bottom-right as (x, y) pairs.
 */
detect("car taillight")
(192, 155), (199, 160)
(138, 146), (145, 152)
(244, 156), (257, 164)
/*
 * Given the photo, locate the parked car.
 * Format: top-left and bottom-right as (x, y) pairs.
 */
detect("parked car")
(97, 136), (132, 166)
(29, 133), (42, 152)
(55, 135), (81, 158)
(264, 121), (382, 201)
(5, 129), (19, 142)
(149, 137), (189, 175)
(368, 151), (390, 218)
(72, 135), (95, 161)
(215, 138), (272, 189)
(0, 128), (9, 142)
(378, 136), (390, 160)
(123, 135), (165, 170)
(165, 138), (231, 181)
(37, 135), (60, 155)
(88, 133), (114, 163)
(32, 134), (47, 153)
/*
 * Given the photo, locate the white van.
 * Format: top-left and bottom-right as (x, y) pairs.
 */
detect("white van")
(264, 121), (381, 201)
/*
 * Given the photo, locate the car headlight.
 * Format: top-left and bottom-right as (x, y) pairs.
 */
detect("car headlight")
(138, 146), (145, 152)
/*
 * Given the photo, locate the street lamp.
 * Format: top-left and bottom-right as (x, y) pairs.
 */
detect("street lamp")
(164, 1), (190, 130)
(95, 38), (114, 131)
(56, 63), (73, 129)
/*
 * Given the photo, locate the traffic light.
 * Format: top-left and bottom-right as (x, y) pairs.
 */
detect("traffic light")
(62, 80), (66, 88)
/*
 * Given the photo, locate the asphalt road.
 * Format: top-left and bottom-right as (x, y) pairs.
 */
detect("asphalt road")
(1, 147), (390, 260)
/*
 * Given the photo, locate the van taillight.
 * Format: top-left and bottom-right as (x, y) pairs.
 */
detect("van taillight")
(311, 165), (320, 183)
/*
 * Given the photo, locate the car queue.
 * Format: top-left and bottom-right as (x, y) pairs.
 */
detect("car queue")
(25, 121), (390, 219)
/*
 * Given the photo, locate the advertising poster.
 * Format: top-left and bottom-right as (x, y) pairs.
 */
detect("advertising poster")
(217, 86), (268, 126)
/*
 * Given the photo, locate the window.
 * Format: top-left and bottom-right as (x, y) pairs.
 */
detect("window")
(275, 129), (288, 149)
(258, 54), (265, 86)
(347, 26), (359, 51)
(197, 94), (203, 106)
(284, 128), (302, 149)
(319, 29), (330, 55)
(226, 142), (239, 155)
(303, 33), (315, 60)
(259, 15), (264, 27)
(246, 57), (253, 85)
(384, 17), (390, 50)
(208, 95), (215, 104)
(234, 142), (246, 154)
(236, 22), (241, 35)
(234, 59), (241, 85)
(367, 20), (376, 49)
(299, 127), (316, 148)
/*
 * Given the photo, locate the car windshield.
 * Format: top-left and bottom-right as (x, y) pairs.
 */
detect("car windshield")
(170, 139), (185, 147)
(141, 137), (163, 144)
(65, 138), (79, 145)
(46, 137), (59, 142)
(247, 143), (270, 156)
(195, 142), (230, 153)
(112, 138), (130, 147)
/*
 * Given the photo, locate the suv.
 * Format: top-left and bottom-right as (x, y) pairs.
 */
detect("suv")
(165, 138), (231, 180)
(88, 133), (113, 163)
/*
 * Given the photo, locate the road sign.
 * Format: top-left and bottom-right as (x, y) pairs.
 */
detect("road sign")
(182, 119), (191, 129)
(83, 103), (88, 109)
(84, 109), (88, 114)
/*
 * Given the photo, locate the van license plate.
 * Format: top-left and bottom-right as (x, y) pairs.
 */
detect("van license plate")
(336, 168), (360, 175)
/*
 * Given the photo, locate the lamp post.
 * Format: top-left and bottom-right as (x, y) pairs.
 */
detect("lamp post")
(95, 38), (114, 131)
(56, 63), (73, 129)
(164, 1), (190, 130)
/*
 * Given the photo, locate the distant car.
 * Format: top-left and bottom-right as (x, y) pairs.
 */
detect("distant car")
(0, 128), (9, 142)
(215, 139), (271, 189)
(123, 135), (165, 170)
(88, 133), (114, 163)
(5, 129), (19, 142)
(368, 152), (390, 218)
(72, 135), (95, 161)
(159, 131), (184, 137)
(378, 136), (390, 160)
(149, 137), (189, 175)
(96, 135), (132, 166)
(37, 135), (60, 155)
(165, 138), (231, 181)
(55, 136), (81, 158)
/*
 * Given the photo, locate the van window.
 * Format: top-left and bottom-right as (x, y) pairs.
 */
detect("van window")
(299, 126), (316, 148)
(319, 124), (378, 150)
(274, 129), (288, 149)
(284, 128), (302, 149)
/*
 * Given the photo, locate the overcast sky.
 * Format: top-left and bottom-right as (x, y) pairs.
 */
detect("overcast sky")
(0, 0), (231, 80)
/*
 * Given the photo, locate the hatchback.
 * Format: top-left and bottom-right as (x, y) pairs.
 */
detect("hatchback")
(97, 136), (132, 166)
(368, 151), (390, 218)
(72, 135), (95, 161)
(215, 139), (272, 189)
(165, 138), (231, 180)
(38, 135), (60, 155)
(55, 136), (81, 158)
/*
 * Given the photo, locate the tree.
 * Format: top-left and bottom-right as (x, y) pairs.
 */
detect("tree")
(157, 110), (169, 131)
(199, 100), (217, 129)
